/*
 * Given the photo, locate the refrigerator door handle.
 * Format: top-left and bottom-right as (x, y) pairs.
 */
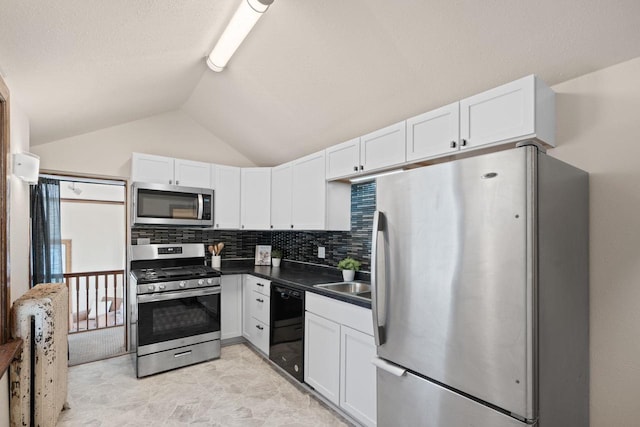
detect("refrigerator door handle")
(371, 210), (387, 345)
(372, 357), (406, 377)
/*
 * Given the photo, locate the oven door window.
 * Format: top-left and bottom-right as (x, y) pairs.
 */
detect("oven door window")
(138, 293), (220, 347)
(137, 189), (199, 220)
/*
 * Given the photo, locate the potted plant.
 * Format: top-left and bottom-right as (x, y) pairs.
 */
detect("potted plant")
(272, 249), (283, 267)
(338, 257), (361, 281)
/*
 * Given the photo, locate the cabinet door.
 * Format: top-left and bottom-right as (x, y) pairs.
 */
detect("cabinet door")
(460, 75), (535, 149)
(406, 102), (460, 162)
(221, 275), (242, 340)
(174, 159), (211, 188)
(212, 164), (241, 229)
(240, 167), (271, 230)
(291, 151), (326, 230)
(271, 162), (293, 230)
(242, 276), (253, 341)
(326, 138), (360, 180)
(305, 311), (341, 406)
(360, 121), (406, 172)
(340, 326), (377, 427)
(131, 153), (174, 184)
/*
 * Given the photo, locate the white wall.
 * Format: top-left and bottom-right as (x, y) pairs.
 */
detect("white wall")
(2, 89), (31, 427)
(31, 110), (256, 178)
(548, 56), (640, 427)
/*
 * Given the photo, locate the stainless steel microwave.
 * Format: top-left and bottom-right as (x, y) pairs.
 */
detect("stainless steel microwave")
(132, 182), (214, 227)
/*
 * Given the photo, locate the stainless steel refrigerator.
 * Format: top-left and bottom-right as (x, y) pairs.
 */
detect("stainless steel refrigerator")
(371, 145), (589, 426)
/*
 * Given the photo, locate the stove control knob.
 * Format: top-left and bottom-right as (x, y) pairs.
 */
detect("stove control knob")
(198, 279), (204, 286)
(159, 284), (166, 290)
(147, 285), (155, 292)
(179, 281), (186, 288)
(207, 278), (213, 285)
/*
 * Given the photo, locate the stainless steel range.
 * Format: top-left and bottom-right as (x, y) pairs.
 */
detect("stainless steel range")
(129, 243), (221, 377)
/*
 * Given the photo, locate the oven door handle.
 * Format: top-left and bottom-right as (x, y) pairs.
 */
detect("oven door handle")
(137, 287), (220, 304)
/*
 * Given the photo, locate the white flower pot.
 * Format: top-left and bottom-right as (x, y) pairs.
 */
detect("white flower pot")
(342, 270), (355, 281)
(272, 258), (281, 267)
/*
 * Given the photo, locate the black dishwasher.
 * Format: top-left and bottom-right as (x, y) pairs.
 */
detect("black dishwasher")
(270, 284), (305, 382)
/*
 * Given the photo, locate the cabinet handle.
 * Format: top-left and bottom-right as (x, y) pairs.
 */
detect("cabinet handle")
(176, 180), (179, 185)
(353, 166), (358, 172)
(241, 225), (245, 229)
(461, 139), (468, 147)
(291, 224), (294, 229)
(216, 223), (219, 228)
(450, 141), (457, 148)
(360, 165), (364, 171)
(256, 324), (264, 330)
(169, 180), (172, 185)
(270, 225), (273, 229)
(256, 298), (264, 303)
(256, 283), (264, 287)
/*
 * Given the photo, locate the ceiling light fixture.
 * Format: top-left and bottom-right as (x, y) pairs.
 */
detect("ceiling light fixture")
(349, 169), (405, 184)
(206, 0), (274, 72)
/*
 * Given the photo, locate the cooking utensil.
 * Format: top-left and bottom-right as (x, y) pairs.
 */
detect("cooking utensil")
(208, 245), (215, 254)
(217, 242), (225, 255)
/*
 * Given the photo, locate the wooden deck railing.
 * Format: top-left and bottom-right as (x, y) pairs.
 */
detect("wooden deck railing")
(63, 270), (125, 334)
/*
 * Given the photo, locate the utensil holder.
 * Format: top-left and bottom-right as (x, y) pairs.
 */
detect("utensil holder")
(212, 255), (221, 268)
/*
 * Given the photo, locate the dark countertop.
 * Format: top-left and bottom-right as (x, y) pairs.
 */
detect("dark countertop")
(213, 259), (372, 309)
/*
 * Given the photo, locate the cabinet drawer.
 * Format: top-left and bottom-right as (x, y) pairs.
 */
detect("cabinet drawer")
(245, 275), (271, 296)
(250, 318), (270, 355)
(306, 292), (373, 335)
(250, 291), (270, 325)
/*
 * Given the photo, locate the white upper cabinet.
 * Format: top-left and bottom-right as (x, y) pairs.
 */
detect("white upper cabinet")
(326, 121), (406, 181)
(460, 74), (555, 149)
(326, 138), (361, 180)
(174, 159), (211, 188)
(131, 153), (175, 184)
(240, 167), (271, 230)
(270, 162), (293, 230)
(211, 164), (241, 229)
(406, 102), (460, 162)
(291, 151), (326, 230)
(271, 151), (350, 231)
(132, 153), (210, 188)
(360, 121), (406, 172)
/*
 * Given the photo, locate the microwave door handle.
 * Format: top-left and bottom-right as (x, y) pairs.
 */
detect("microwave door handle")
(371, 210), (387, 346)
(197, 194), (204, 219)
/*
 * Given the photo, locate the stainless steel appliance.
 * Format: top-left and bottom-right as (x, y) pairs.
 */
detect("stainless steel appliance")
(270, 284), (305, 382)
(371, 145), (589, 426)
(132, 182), (213, 227)
(129, 243), (221, 377)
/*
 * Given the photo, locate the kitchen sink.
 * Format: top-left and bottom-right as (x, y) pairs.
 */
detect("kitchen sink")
(314, 281), (371, 300)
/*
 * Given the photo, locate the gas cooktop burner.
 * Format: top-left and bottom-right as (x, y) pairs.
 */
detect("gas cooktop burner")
(132, 265), (220, 284)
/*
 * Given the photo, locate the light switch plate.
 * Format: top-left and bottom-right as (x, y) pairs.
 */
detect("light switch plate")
(318, 246), (325, 259)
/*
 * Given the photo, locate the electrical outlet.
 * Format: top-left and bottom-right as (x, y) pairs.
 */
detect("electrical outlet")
(318, 246), (325, 259)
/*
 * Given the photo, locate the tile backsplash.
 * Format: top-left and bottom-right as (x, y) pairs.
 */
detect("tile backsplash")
(131, 182), (376, 271)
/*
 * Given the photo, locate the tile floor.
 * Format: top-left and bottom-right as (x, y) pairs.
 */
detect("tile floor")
(57, 344), (349, 426)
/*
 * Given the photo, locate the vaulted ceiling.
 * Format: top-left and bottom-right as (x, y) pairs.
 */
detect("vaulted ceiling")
(1, 0), (640, 166)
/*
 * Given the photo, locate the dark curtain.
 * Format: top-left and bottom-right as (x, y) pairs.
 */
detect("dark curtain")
(30, 177), (63, 287)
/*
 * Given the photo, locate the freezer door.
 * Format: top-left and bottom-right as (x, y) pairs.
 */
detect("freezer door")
(377, 367), (535, 427)
(374, 147), (536, 419)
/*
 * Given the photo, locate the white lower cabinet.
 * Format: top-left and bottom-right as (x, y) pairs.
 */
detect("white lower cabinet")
(305, 292), (377, 426)
(304, 311), (341, 405)
(221, 275), (242, 340)
(340, 326), (377, 427)
(242, 275), (270, 355)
